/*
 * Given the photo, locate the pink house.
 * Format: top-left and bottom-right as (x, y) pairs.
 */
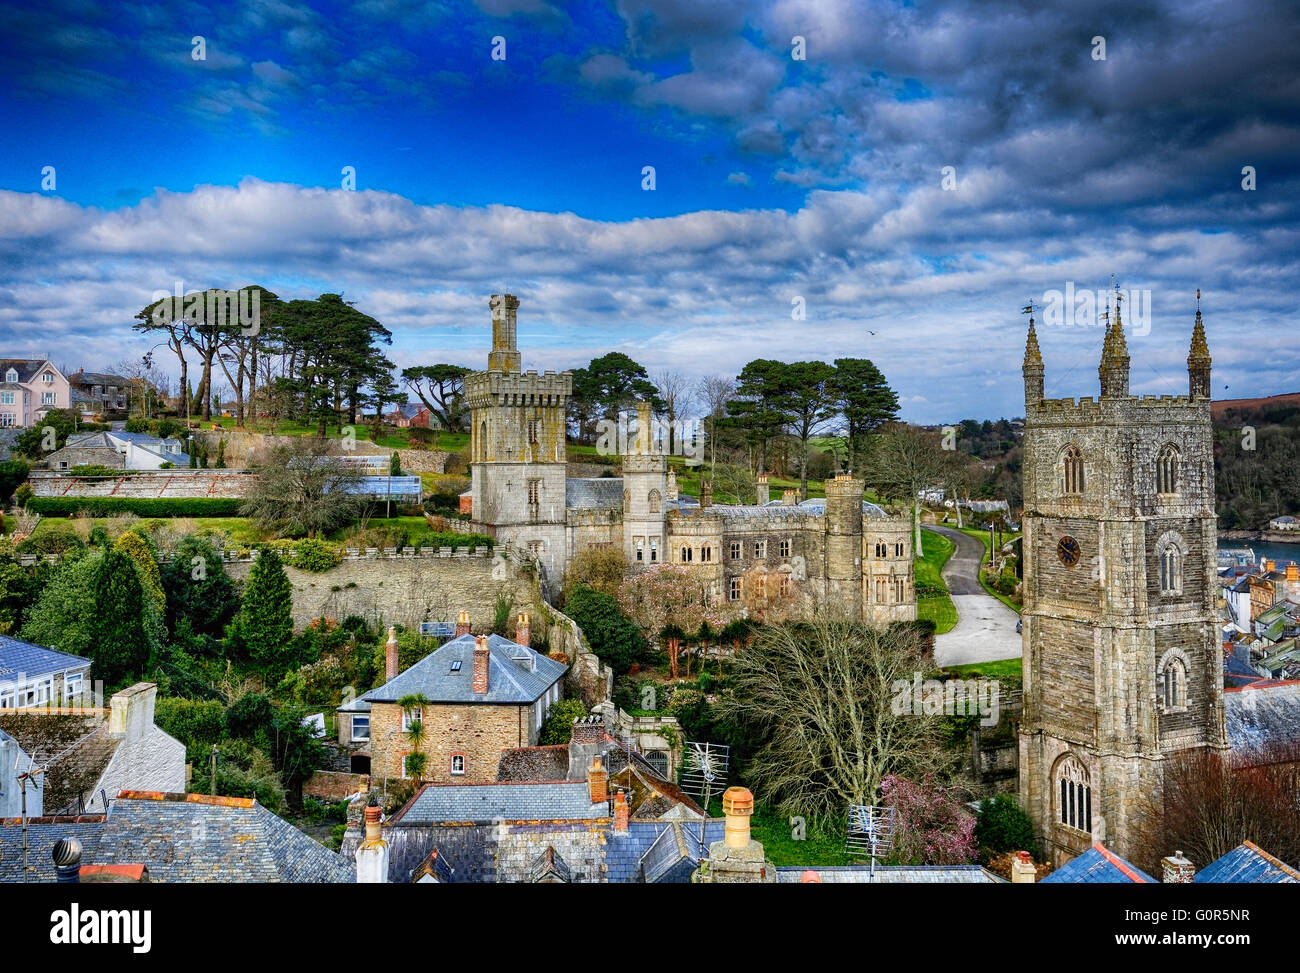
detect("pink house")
(0, 359), (73, 428)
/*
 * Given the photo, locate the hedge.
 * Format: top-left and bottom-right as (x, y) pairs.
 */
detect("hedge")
(26, 497), (243, 517)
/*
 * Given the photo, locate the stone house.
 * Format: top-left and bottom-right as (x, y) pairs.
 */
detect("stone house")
(0, 358), (71, 429)
(66, 369), (131, 417)
(43, 430), (189, 470)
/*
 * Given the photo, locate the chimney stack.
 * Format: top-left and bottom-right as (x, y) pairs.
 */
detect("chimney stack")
(700, 479), (713, 509)
(1265, 559), (1276, 574)
(700, 786), (776, 882)
(52, 837), (82, 883)
(355, 799), (390, 883)
(472, 635), (490, 694)
(587, 756), (608, 804)
(515, 611), (531, 647)
(666, 469), (679, 502)
(1011, 850), (1037, 884)
(1161, 851), (1195, 884)
(1287, 564), (1299, 583)
(385, 627), (400, 682)
(613, 789), (629, 832)
(755, 473), (770, 505)
(108, 683), (157, 744)
(781, 489), (798, 506)
(455, 610), (472, 637)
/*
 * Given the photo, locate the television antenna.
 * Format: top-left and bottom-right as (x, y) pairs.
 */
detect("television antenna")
(845, 803), (895, 878)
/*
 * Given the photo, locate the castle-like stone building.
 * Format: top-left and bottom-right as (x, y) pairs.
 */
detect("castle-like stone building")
(464, 294), (915, 625)
(1018, 294), (1228, 869)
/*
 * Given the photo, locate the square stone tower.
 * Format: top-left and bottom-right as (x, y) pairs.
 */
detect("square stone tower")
(467, 295), (572, 593)
(1018, 293), (1227, 870)
(622, 399), (667, 565)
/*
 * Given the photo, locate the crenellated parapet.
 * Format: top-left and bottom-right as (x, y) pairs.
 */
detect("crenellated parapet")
(465, 368), (572, 409)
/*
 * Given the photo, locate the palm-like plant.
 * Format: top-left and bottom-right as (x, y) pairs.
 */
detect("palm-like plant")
(398, 693), (430, 781)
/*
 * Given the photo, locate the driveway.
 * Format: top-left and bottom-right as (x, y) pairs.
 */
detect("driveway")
(924, 525), (1022, 667)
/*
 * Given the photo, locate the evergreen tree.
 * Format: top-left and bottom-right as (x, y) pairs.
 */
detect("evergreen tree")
(92, 549), (150, 685)
(114, 529), (167, 655)
(161, 535), (238, 638)
(239, 546), (294, 678)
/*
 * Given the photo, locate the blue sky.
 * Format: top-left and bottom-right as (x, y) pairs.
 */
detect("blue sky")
(1, 0), (1298, 423)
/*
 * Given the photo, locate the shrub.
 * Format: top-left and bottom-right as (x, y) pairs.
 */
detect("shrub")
(226, 693), (273, 738)
(154, 697), (227, 762)
(539, 698), (588, 745)
(14, 483), (33, 507)
(26, 497), (242, 517)
(564, 584), (648, 674)
(974, 794), (1039, 861)
(16, 523), (86, 556)
(291, 537), (342, 572)
(123, 417), (150, 433)
(0, 460), (30, 503)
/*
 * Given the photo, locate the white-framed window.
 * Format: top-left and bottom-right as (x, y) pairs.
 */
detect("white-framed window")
(42, 371), (53, 383)
(729, 541), (741, 560)
(351, 715), (371, 742)
(450, 754), (466, 775)
(535, 698), (544, 732)
(4, 368), (16, 383)
(0, 688), (14, 709)
(402, 707), (422, 731)
(17, 679), (51, 707)
(754, 540), (766, 558)
(728, 577), (741, 601)
(401, 753), (419, 779)
(0, 413), (13, 428)
(0, 392), (13, 405)
(42, 391), (56, 405)
(64, 672), (84, 699)
(779, 539), (791, 558)
(648, 538), (658, 563)
(635, 536), (644, 561)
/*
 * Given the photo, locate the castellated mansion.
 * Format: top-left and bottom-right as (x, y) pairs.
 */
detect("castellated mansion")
(463, 294), (916, 626)
(1018, 297), (1227, 870)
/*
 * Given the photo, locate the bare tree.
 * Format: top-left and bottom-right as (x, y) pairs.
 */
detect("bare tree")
(654, 369), (693, 455)
(240, 438), (366, 537)
(715, 613), (959, 823)
(866, 423), (948, 554)
(696, 374), (735, 473)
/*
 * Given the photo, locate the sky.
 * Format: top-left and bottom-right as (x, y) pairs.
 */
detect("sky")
(0, 0), (1297, 424)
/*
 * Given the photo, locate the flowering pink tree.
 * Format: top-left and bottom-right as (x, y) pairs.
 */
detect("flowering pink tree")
(618, 564), (729, 679)
(879, 775), (976, 866)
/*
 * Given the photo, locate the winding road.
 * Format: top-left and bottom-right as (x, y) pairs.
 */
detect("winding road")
(924, 525), (1022, 667)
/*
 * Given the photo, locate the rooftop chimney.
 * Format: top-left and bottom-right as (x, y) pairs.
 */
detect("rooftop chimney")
(666, 468), (679, 502)
(455, 610), (472, 637)
(108, 683), (157, 744)
(588, 756), (608, 804)
(52, 837), (82, 883)
(1266, 559), (1276, 573)
(515, 611), (531, 647)
(1161, 850), (1195, 884)
(781, 489), (798, 506)
(385, 626), (400, 682)
(613, 789), (628, 832)
(700, 786), (775, 883)
(700, 479), (713, 509)
(1288, 564), (1299, 583)
(722, 786), (754, 849)
(800, 869), (822, 883)
(356, 799), (390, 883)
(1011, 850), (1037, 884)
(755, 474), (770, 505)
(472, 635), (490, 694)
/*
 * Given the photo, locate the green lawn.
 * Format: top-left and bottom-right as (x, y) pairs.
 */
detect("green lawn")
(915, 529), (958, 634)
(944, 657), (1023, 684)
(702, 798), (851, 867)
(203, 416), (469, 453)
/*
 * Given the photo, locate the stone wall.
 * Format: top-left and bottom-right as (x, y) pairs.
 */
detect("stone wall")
(395, 448), (450, 474)
(369, 700), (534, 783)
(304, 770), (369, 802)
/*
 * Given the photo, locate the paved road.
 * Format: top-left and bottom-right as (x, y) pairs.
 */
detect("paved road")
(924, 525), (1022, 667)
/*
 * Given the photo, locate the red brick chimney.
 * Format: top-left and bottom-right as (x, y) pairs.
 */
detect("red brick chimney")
(385, 627), (399, 682)
(455, 610), (471, 637)
(472, 634), (490, 694)
(515, 611), (531, 647)
(1161, 851), (1194, 884)
(613, 789), (628, 832)
(587, 756), (608, 803)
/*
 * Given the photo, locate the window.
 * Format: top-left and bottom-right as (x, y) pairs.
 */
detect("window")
(1159, 656), (1187, 710)
(535, 698), (545, 732)
(527, 418), (539, 445)
(450, 660), (462, 672)
(351, 715), (370, 742)
(754, 540), (767, 558)
(875, 578), (887, 602)
(401, 753), (419, 779)
(648, 538), (658, 563)
(4, 369), (15, 382)
(42, 371), (53, 383)
(528, 540), (544, 558)
(42, 391), (56, 405)
(479, 420), (487, 461)
(1159, 545), (1182, 596)
(893, 576), (906, 602)
(875, 539), (887, 557)
(779, 539), (791, 558)
(64, 673), (84, 699)
(681, 546), (693, 563)
(17, 679), (51, 707)
(0, 392), (12, 405)
(450, 754), (466, 776)
(755, 575), (766, 599)
(635, 536), (645, 562)
(728, 577), (741, 601)
(701, 545), (712, 563)
(894, 541), (906, 558)
(1061, 445), (1085, 495)
(0, 413), (13, 428)
(1156, 444), (1179, 494)
(402, 707), (421, 731)
(648, 489), (661, 514)
(1055, 755), (1092, 834)
(729, 541), (742, 560)
(527, 479), (541, 507)
(644, 751), (669, 777)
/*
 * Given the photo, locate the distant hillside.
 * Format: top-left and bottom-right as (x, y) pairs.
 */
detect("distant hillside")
(1211, 392), (1300, 420)
(1212, 395), (1300, 530)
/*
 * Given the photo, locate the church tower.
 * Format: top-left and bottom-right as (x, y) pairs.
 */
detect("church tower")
(1018, 290), (1227, 870)
(466, 295), (572, 593)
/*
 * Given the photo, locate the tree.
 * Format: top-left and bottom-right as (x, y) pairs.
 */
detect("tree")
(866, 423), (948, 554)
(114, 529), (167, 654)
(267, 704), (325, 810)
(696, 374), (735, 473)
(725, 360), (796, 476)
(562, 547), (628, 600)
(21, 552), (102, 659)
(880, 775), (977, 865)
(240, 438), (365, 537)
(616, 564), (728, 678)
(14, 408), (80, 461)
(398, 693), (430, 781)
(161, 535), (238, 638)
(368, 370), (401, 440)
(239, 547), (295, 678)
(779, 361), (838, 500)
(569, 353), (660, 444)
(654, 369), (694, 455)
(715, 615), (957, 822)
(540, 698), (588, 745)
(0, 460), (29, 505)
(833, 358), (898, 474)
(973, 794), (1039, 861)
(92, 549), (151, 685)
(401, 364), (471, 432)
(563, 584), (648, 674)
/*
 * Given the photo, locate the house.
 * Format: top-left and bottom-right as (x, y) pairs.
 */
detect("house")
(385, 402), (435, 429)
(0, 791), (355, 882)
(1035, 840), (1300, 884)
(1270, 515), (1299, 531)
(43, 430), (189, 471)
(0, 683), (185, 814)
(0, 727), (38, 818)
(336, 622), (567, 783)
(0, 358), (71, 428)
(0, 635), (91, 710)
(67, 370), (131, 416)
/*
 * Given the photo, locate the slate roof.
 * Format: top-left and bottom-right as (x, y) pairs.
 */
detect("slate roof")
(797, 497), (892, 519)
(565, 477), (624, 509)
(0, 711), (117, 814)
(1195, 842), (1300, 883)
(1223, 681), (1300, 759)
(776, 865), (1002, 883)
(529, 845), (572, 882)
(0, 816), (105, 882)
(412, 847), (456, 882)
(1038, 844), (1156, 883)
(0, 359), (53, 384)
(0, 635), (91, 684)
(393, 781), (609, 825)
(637, 820), (724, 883)
(69, 371), (129, 387)
(496, 744), (570, 782)
(351, 633), (566, 707)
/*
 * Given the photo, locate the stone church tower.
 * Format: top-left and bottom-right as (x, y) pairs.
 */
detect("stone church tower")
(466, 294), (572, 592)
(1018, 293), (1228, 869)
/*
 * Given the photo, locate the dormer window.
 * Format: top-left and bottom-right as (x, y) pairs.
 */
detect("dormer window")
(4, 369), (16, 383)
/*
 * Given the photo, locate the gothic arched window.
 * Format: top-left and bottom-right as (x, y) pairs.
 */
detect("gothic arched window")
(1156, 444), (1179, 494)
(1055, 754), (1092, 834)
(479, 420), (487, 462)
(875, 539), (887, 557)
(1159, 544), (1182, 595)
(1159, 655), (1188, 710)
(648, 489), (661, 514)
(1061, 445), (1085, 495)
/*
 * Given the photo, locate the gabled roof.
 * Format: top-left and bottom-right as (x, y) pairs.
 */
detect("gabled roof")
(528, 845), (572, 882)
(0, 711), (121, 813)
(0, 359), (55, 384)
(1195, 841), (1300, 884)
(392, 781), (608, 825)
(0, 634), (91, 683)
(1038, 843), (1156, 883)
(354, 633), (566, 707)
(1224, 681), (1300, 758)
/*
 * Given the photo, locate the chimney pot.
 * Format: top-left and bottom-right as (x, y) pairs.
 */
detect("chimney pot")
(1161, 850), (1195, 884)
(721, 786), (754, 849)
(613, 789), (628, 832)
(587, 756), (608, 804)
(385, 626), (400, 681)
(515, 611), (531, 647)
(1011, 851), (1038, 883)
(455, 610), (472, 637)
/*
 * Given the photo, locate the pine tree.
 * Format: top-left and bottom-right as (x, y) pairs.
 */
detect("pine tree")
(240, 546), (294, 678)
(92, 549), (150, 686)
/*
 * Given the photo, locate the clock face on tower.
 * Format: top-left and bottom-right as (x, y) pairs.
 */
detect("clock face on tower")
(1057, 535), (1081, 567)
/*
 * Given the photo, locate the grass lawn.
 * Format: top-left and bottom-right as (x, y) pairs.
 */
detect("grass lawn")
(944, 657), (1023, 685)
(203, 416), (470, 453)
(703, 798), (852, 867)
(915, 529), (958, 634)
(956, 526), (1023, 613)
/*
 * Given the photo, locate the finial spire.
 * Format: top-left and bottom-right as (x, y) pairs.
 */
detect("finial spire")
(1022, 302), (1044, 404)
(1099, 280), (1130, 398)
(1188, 289), (1211, 398)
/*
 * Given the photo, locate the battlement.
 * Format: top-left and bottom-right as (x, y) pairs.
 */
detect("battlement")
(622, 452), (666, 473)
(1030, 393), (1205, 421)
(823, 474), (865, 497)
(466, 367), (573, 408)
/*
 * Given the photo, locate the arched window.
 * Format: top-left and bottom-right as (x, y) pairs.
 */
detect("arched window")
(1061, 445), (1085, 495)
(479, 421), (487, 461)
(875, 539), (887, 557)
(681, 546), (693, 563)
(648, 489), (661, 514)
(1159, 655), (1188, 710)
(1159, 544), (1182, 595)
(1156, 444), (1179, 494)
(1055, 754), (1092, 834)
(701, 545), (712, 563)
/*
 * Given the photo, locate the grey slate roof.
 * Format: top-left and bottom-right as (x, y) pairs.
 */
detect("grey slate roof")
(0, 817), (105, 882)
(1195, 842), (1300, 883)
(0, 635), (91, 683)
(638, 820), (724, 883)
(776, 864), (1002, 883)
(0, 359), (53, 384)
(565, 477), (624, 509)
(353, 633), (566, 707)
(797, 497), (891, 519)
(1224, 682), (1300, 758)
(394, 781), (609, 824)
(496, 744), (570, 782)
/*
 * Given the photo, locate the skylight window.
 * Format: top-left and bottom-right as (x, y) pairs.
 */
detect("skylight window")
(450, 660), (462, 672)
